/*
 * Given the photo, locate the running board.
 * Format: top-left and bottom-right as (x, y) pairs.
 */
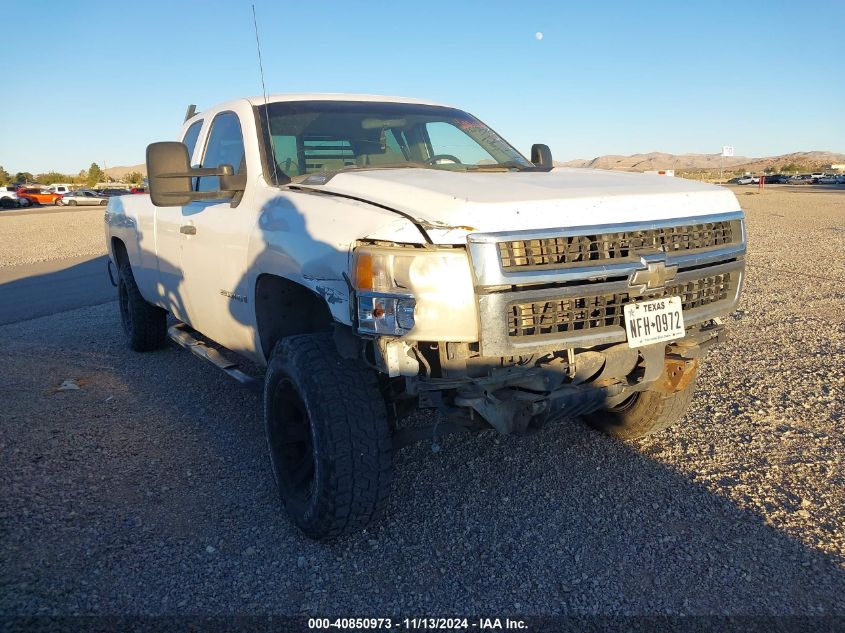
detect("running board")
(167, 324), (261, 392)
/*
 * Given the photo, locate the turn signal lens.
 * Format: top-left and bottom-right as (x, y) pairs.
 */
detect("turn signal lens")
(354, 253), (373, 290)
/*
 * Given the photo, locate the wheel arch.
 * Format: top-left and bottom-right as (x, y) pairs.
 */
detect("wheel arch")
(111, 236), (129, 267)
(254, 273), (335, 362)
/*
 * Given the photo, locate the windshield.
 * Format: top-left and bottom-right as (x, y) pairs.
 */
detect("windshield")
(258, 100), (533, 181)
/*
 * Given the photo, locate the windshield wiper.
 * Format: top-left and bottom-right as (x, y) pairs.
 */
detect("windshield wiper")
(339, 162), (432, 172)
(466, 161), (531, 172)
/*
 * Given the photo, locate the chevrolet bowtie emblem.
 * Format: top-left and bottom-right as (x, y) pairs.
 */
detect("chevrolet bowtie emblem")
(628, 256), (678, 293)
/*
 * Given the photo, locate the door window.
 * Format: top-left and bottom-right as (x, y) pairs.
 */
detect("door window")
(181, 120), (203, 163)
(198, 112), (245, 193)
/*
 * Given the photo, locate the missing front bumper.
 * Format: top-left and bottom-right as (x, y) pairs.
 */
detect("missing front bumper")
(421, 321), (724, 435)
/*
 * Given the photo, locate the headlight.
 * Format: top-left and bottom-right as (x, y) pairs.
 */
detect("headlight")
(352, 245), (478, 341)
(357, 292), (417, 336)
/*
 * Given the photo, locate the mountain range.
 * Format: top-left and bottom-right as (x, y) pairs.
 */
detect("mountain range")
(554, 151), (845, 173)
(104, 164), (147, 179)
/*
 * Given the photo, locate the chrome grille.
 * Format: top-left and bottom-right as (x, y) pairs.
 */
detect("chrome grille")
(498, 221), (735, 271)
(507, 273), (732, 338)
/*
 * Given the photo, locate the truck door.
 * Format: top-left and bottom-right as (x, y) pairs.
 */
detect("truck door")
(154, 119), (204, 323)
(175, 110), (256, 354)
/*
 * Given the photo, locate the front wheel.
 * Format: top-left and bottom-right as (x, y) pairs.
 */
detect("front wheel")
(583, 379), (697, 440)
(264, 333), (392, 540)
(99, 199), (107, 206)
(68, 200), (77, 206)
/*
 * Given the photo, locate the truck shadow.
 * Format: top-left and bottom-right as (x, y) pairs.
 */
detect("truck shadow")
(111, 348), (845, 613)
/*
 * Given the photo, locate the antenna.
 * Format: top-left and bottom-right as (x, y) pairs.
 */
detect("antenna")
(252, 4), (279, 185)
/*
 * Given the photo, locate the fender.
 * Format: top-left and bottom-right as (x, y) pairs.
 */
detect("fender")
(243, 187), (430, 358)
(105, 195), (159, 303)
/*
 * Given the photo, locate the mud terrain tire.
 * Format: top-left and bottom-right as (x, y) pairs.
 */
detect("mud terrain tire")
(584, 380), (697, 440)
(118, 262), (167, 352)
(264, 333), (392, 540)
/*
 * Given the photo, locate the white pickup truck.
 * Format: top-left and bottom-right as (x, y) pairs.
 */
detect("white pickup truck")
(106, 94), (745, 539)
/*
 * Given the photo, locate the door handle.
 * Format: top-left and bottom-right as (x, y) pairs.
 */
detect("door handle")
(180, 225), (196, 235)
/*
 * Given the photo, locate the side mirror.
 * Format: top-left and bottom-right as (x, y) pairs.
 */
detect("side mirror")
(531, 143), (554, 171)
(146, 141), (244, 207)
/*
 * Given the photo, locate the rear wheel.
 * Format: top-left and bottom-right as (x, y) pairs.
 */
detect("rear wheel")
(583, 380), (697, 440)
(117, 262), (167, 351)
(264, 333), (392, 540)
(99, 199), (107, 206)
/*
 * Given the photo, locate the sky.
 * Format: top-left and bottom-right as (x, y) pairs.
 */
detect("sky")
(2, 0), (843, 174)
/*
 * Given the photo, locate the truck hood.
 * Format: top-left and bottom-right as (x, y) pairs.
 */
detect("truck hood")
(297, 167), (741, 244)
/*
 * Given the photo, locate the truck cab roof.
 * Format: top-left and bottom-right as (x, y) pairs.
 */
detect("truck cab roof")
(247, 93), (449, 107)
(187, 93), (452, 124)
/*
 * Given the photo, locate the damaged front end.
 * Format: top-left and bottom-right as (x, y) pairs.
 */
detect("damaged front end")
(385, 319), (722, 439)
(355, 212), (744, 442)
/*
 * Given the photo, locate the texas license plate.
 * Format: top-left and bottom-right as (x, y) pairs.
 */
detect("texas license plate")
(623, 296), (685, 348)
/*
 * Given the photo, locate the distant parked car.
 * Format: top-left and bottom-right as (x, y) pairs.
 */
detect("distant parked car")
(760, 174), (788, 184)
(0, 185), (21, 208)
(788, 175), (812, 184)
(17, 187), (63, 205)
(731, 175), (758, 185)
(129, 187), (146, 194)
(8, 186), (32, 205)
(60, 189), (108, 206)
(817, 174), (839, 184)
(99, 188), (132, 197)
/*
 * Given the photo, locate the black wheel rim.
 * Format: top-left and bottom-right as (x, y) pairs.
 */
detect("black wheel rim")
(268, 378), (316, 504)
(118, 278), (132, 336)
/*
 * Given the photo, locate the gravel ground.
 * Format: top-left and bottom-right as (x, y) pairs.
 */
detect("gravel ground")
(0, 206), (106, 267)
(1, 188), (843, 617)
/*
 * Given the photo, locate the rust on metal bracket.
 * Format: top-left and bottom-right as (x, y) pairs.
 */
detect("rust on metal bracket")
(657, 357), (700, 393)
